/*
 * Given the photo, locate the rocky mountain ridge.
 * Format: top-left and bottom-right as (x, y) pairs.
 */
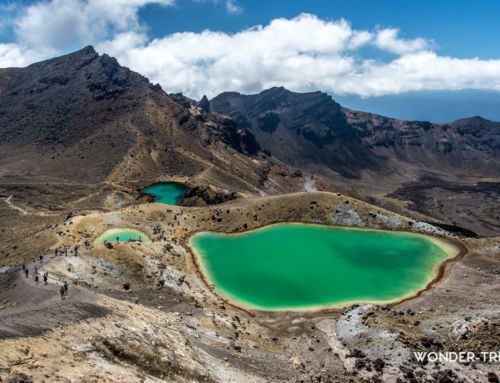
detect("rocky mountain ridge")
(210, 87), (500, 180)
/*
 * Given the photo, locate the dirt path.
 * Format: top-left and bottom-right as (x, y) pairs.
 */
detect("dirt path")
(0, 268), (110, 339)
(2, 196), (27, 215)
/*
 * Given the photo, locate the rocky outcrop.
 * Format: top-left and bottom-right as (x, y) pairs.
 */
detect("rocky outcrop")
(199, 95), (210, 112)
(181, 185), (242, 206)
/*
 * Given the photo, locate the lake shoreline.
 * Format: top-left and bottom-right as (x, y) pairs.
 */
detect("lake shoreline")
(95, 228), (151, 243)
(141, 182), (187, 205)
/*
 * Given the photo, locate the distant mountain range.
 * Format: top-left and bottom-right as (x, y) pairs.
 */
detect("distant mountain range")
(333, 90), (500, 123)
(210, 87), (500, 181)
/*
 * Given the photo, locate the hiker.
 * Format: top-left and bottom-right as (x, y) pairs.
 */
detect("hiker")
(39, 254), (43, 264)
(25, 268), (29, 278)
(60, 286), (65, 300)
(34, 265), (38, 275)
(43, 272), (48, 285)
(63, 281), (68, 293)
(55, 248), (58, 257)
(34, 274), (39, 284)
(74, 246), (78, 256)
(22, 264), (25, 272)
(116, 236), (119, 241)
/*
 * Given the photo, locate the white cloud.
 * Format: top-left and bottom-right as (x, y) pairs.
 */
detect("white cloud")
(0, 43), (55, 68)
(374, 28), (428, 55)
(225, 0), (242, 14)
(192, 0), (243, 15)
(1, 5), (500, 98)
(99, 13), (500, 98)
(0, 0), (174, 67)
(14, 0), (173, 51)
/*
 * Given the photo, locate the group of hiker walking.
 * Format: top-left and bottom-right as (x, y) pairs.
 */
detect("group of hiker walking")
(22, 251), (70, 300)
(22, 255), (45, 277)
(54, 246), (79, 257)
(22, 263), (49, 285)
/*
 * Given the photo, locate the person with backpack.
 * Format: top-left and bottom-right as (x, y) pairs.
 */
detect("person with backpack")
(63, 281), (68, 293)
(43, 272), (48, 285)
(60, 286), (65, 300)
(34, 274), (39, 284)
(25, 268), (29, 278)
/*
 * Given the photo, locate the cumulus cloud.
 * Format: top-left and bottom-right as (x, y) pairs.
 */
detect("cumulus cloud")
(1, 3), (500, 98)
(374, 28), (429, 54)
(15, 0), (173, 50)
(0, 43), (54, 68)
(0, 0), (173, 67)
(99, 13), (500, 98)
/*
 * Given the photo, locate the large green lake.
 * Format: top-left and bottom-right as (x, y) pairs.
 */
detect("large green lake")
(189, 223), (458, 310)
(142, 182), (186, 205)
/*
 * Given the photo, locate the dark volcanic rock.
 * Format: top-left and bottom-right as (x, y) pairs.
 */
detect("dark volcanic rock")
(0, 46), (152, 182)
(372, 358), (385, 372)
(5, 372), (34, 383)
(211, 87), (380, 178)
(211, 87), (500, 181)
(488, 372), (500, 383)
(217, 118), (261, 156)
(181, 185), (241, 206)
(199, 95), (210, 112)
(344, 111), (500, 177)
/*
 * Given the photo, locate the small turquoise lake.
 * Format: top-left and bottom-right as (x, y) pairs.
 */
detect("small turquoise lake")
(189, 223), (459, 310)
(95, 228), (150, 243)
(142, 182), (186, 205)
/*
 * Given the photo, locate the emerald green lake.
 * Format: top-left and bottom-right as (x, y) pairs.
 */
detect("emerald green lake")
(189, 223), (457, 310)
(95, 228), (150, 243)
(142, 183), (186, 205)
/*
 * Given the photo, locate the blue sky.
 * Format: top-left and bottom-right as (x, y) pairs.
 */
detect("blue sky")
(139, 0), (500, 59)
(1, 0), (500, 105)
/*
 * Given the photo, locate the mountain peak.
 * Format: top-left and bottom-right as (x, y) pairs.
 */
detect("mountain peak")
(451, 115), (493, 125)
(199, 95), (210, 111)
(263, 86), (288, 94)
(24, 45), (99, 71)
(73, 45), (98, 57)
